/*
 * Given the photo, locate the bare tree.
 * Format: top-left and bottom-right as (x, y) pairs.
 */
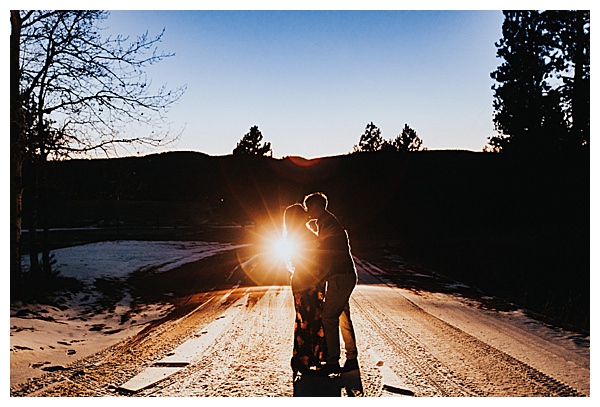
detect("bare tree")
(10, 10), (186, 283)
(11, 10), (26, 288)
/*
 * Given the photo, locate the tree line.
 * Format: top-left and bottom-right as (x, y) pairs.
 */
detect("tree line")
(231, 122), (424, 157)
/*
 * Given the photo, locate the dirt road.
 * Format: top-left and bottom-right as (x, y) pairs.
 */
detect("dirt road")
(10, 253), (589, 397)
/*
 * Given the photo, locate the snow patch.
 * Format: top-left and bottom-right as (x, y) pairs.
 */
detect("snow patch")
(10, 240), (244, 387)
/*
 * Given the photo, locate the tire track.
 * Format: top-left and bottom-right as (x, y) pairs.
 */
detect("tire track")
(137, 286), (293, 397)
(14, 284), (382, 397)
(352, 260), (586, 397)
(351, 289), (478, 396)
(11, 285), (253, 397)
(138, 286), (383, 397)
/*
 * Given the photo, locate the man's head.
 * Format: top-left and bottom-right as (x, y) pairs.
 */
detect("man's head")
(303, 192), (328, 219)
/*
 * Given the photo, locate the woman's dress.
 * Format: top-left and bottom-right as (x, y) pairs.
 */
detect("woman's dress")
(288, 230), (327, 375)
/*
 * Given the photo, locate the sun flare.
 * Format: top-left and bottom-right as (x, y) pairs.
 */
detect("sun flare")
(273, 237), (295, 261)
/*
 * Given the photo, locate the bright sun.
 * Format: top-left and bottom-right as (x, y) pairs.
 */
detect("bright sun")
(273, 237), (295, 261)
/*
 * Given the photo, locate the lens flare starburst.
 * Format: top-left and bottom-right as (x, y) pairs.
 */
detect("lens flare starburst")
(273, 237), (295, 262)
(235, 225), (301, 286)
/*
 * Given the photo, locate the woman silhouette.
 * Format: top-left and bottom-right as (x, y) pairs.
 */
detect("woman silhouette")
(283, 203), (327, 377)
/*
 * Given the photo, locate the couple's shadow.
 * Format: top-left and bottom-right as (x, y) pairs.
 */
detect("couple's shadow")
(293, 368), (363, 397)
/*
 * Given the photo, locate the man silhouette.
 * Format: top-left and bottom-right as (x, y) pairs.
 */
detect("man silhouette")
(303, 192), (358, 375)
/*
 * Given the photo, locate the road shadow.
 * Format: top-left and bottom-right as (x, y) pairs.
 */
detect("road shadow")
(293, 369), (364, 397)
(383, 384), (415, 396)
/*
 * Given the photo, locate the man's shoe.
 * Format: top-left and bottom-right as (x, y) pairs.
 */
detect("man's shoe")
(342, 358), (359, 372)
(318, 363), (341, 377)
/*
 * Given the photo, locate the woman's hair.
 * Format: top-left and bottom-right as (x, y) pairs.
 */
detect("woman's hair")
(283, 203), (308, 236)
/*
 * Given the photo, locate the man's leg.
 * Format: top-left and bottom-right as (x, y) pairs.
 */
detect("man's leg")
(339, 302), (358, 361)
(322, 274), (356, 366)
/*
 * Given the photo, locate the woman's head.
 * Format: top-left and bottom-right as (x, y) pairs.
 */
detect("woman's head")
(283, 203), (309, 236)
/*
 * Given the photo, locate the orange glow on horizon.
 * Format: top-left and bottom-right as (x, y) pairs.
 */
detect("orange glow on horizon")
(288, 156), (321, 167)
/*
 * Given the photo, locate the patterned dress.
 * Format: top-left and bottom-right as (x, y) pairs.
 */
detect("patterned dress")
(288, 229), (327, 375)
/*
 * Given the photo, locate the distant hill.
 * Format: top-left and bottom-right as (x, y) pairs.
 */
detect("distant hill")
(30, 149), (590, 330)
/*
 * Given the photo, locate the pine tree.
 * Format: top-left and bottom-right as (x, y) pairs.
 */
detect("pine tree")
(354, 122), (384, 152)
(393, 124), (423, 152)
(232, 125), (273, 156)
(488, 10), (589, 153)
(545, 10), (590, 149)
(489, 11), (551, 153)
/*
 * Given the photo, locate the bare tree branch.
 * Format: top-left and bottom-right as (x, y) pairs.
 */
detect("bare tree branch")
(17, 10), (186, 159)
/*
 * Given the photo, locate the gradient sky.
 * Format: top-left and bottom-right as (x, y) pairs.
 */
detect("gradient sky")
(102, 8), (505, 159)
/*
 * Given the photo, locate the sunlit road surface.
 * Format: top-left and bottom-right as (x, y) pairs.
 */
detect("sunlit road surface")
(351, 260), (589, 396)
(12, 257), (589, 397)
(116, 259), (588, 397)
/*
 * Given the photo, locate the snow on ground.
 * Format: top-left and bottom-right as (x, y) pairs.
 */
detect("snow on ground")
(21, 240), (244, 283)
(9, 240), (245, 386)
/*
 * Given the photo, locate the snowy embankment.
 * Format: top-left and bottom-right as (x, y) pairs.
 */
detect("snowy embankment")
(9, 240), (245, 386)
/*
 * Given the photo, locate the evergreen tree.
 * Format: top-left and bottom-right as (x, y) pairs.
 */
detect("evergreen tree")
(354, 122), (384, 152)
(488, 10), (589, 153)
(489, 11), (550, 153)
(545, 10), (590, 149)
(232, 125), (273, 156)
(379, 140), (398, 153)
(393, 124), (423, 152)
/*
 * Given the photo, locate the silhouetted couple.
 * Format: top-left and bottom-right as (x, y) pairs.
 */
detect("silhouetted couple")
(284, 192), (358, 379)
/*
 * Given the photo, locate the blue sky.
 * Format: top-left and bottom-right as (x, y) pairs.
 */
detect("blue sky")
(103, 8), (505, 158)
(103, 4), (598, 348)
